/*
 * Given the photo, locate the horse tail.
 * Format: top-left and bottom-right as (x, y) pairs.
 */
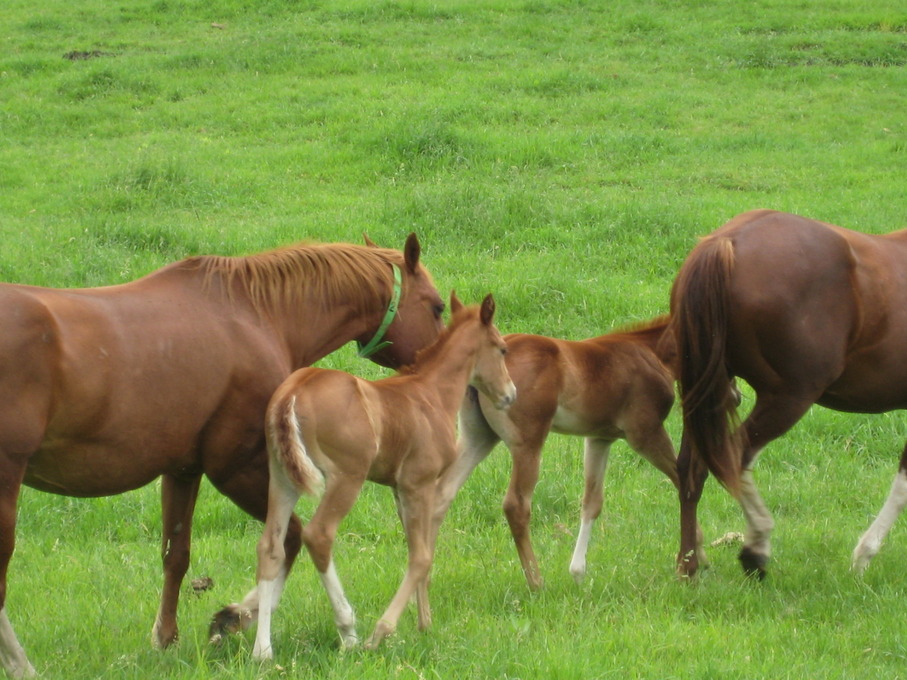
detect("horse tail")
(267, 394), (325, 497)
(671, 235), (743, 495)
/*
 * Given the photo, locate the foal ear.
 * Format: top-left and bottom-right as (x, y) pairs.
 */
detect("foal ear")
(449, 290), (464, 314)
(403, 233), (421, 273)
(480, 294), (496, 325)
(363, 233), (379, 248)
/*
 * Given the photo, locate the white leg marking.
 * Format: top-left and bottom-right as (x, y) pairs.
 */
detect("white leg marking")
(252, 579), (276, 661)
(0, 608), (36, 679)
(320, 560), (359, 648)
(568, 439), (610, 583)
(853, 469), (907, 573)
(739, 466), (774, 559)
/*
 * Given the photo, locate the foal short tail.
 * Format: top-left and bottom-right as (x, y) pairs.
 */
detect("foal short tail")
(267, 394), (325, 497)
(670, 235), (743, 495)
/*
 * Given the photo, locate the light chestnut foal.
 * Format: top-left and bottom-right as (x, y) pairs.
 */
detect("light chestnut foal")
(245, 292), (515, 660)
(434, 318), (707, 589)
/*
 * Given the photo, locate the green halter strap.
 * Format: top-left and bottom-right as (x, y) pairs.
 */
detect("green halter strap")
(357, 264), (402, 358)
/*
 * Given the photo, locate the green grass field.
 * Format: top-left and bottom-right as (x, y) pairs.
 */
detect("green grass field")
(3, 0), (907, 677)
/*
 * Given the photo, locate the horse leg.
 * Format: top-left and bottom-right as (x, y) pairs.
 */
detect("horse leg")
(208, 464), (304, 642)
(302, 476), (364, 650)
(629, 424), (708, 569)
(152, 473), (201, 649)
(676, 430), (709, 579)
(0, 466), (34, 679)
(365, 483), (435, 649)
(736, 393), (814, 578)
(568, 438), (610, 583)
(432, 389), (500, 547)
(253, 472), (301, 661)
(852, 441), (907, 573)
(502, 439), (544, 590)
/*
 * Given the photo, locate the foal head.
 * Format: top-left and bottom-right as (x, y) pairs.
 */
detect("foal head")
(452, 292), (516, 410)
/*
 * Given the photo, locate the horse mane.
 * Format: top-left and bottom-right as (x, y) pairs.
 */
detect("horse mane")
(185, 242), (406, 316)
(604, 314), (671, 347)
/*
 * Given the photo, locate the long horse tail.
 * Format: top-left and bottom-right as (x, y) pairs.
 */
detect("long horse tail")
(267, 394), (325, 497)
(671, 235), (743, 495)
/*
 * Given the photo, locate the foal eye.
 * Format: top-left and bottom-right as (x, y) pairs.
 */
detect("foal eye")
(432, 303), (445, 318)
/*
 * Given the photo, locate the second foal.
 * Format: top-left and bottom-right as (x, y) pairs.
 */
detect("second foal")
(435, 318), (706, 589)
(247, 292), (515, 660)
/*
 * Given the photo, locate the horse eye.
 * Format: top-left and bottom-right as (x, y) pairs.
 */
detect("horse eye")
(432, 303), (445, 318)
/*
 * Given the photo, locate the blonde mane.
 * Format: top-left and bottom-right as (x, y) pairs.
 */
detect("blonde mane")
(187, 242), (406, 315)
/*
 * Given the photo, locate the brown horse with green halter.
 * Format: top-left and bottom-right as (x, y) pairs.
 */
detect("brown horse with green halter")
(0, 234), (443, 678)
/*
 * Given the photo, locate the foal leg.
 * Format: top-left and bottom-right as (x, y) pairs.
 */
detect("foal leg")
(676, 430), (709, 579)
(502, 436), (546, 591)
(366, 483), (435, 649)
(628, 424), (708, 569)
(568, 438), (610, 583)
(302, 477), (365, 650)
(152, 473), (201, 649)
(208, 463), (304, 642)
(253, 474), (301, 661)
(432, 390), (501, 545)
(852, 442), (907, 573)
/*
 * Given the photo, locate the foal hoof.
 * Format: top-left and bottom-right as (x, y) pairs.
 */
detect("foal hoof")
(209, 605), (252, 644)
(738, 546), (768, 580)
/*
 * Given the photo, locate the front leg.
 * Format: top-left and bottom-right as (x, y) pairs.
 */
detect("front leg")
(153, 473), (201, 649)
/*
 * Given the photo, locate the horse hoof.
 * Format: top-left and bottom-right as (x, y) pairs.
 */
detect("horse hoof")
(738, 546), (768, 580)
(209, 605), (251, 643)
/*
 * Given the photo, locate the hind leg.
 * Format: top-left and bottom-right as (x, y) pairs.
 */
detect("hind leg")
(568, 438), (610, 583)
(628, 424), (708, 569)
(253, 470), (301, 661)
(207, 456), (303, 643)
(852, 442), (907, 573)
(152, 473), (201, 649)
(735, 393), (814, 578)
(301, 475), (365, 651)
(366, 481), (436, 649)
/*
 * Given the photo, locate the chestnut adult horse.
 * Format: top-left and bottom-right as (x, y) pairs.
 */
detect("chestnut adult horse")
(230, 293), (515, 659)
(670, 209), (907, 579)
(433, 318), (707, 590)
(0, 233), (443, 678)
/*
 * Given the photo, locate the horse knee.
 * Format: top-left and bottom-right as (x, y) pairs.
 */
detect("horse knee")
(503, 495), (530, 536)
(301, 524), (333, 573)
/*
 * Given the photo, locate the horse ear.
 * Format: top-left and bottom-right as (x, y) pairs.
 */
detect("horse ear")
(404, 233), (421, 273)
(363, 233), (378, 248)
(449, 290), (463, 314)
(480, 294), (496, 325)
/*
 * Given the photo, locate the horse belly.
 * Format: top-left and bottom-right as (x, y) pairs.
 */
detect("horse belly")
(25, 439), (186, 497)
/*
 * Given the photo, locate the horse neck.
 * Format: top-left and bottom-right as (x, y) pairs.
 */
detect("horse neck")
(173, 259), (391, 369)
(410, 325), (479, 414)
(268, 294), (389, 368)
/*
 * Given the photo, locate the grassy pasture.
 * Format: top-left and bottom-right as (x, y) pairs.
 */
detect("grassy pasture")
(2, 0), (907, 677)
